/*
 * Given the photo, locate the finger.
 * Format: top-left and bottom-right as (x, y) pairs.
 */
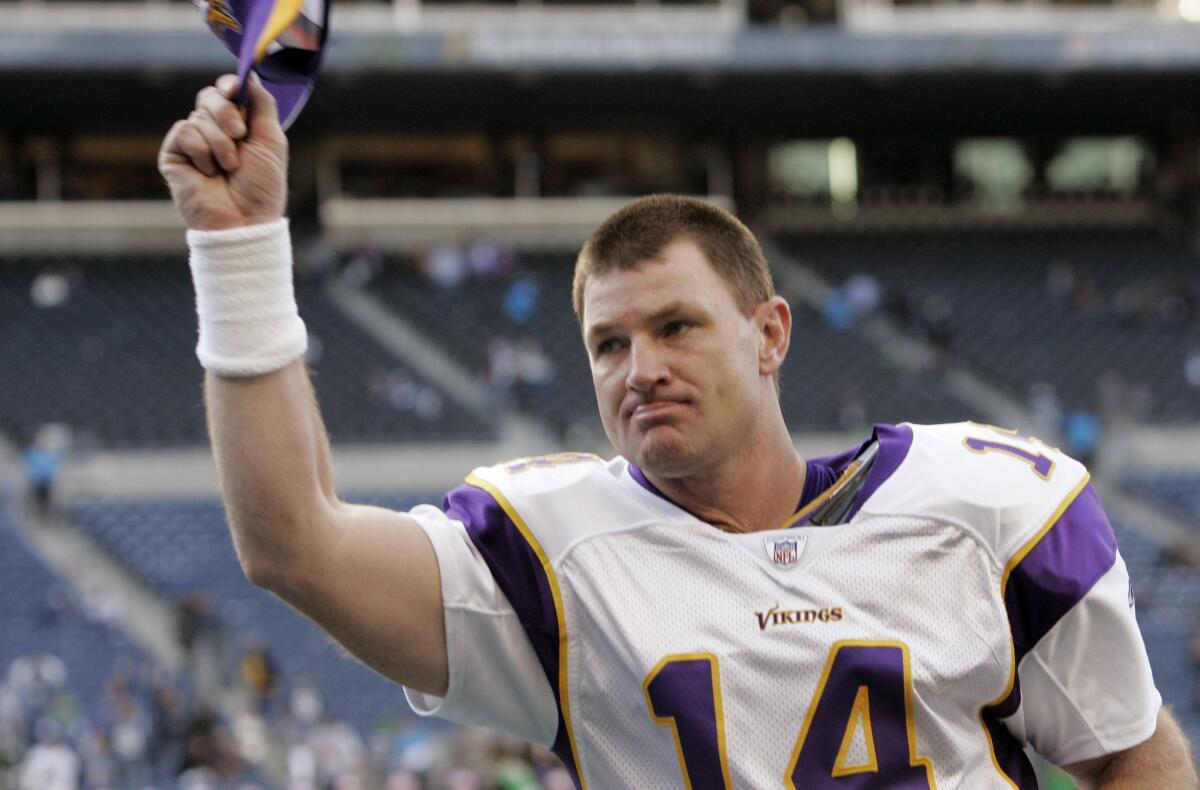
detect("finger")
(172, 121), (219, 178)
(188, 109), (240, 172)
(195, 85), (248, 140)
(216, 73), (240, 99)
(243, 71), (282, 137)
(158, 120), (191, 171)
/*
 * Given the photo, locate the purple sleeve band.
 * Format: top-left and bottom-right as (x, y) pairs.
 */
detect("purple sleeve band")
(443, 483), (583, 787)
(982, 482), (1119, 789)
(1005, 484), (1118, 669)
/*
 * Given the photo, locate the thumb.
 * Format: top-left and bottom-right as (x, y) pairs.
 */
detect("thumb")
(244, 72), (282, 137)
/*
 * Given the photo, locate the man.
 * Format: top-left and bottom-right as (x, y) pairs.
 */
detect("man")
(160, 74), (1197, 788)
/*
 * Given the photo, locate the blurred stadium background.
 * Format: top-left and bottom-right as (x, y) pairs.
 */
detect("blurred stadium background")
(1, 0), (1199, 785)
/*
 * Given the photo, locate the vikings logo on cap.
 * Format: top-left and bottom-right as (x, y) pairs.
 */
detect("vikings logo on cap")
(193, 0), (329, 130)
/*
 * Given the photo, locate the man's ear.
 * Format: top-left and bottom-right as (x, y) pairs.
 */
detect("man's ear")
(757, 296), (792, 377)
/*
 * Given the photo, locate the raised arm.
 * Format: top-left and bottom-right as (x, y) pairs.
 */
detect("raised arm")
(158, 74), (448, 695)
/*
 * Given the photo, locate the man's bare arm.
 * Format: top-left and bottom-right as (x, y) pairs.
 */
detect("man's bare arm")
(206, 364), (448, 695)
(1064, 707), (1198, 790)
(159, 74), (448, 696)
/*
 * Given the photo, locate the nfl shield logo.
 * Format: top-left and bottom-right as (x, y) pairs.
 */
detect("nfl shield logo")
(765, 537), (804, 568)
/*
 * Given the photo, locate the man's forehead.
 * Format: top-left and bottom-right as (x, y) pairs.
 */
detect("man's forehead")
(582, 249), (730, 334)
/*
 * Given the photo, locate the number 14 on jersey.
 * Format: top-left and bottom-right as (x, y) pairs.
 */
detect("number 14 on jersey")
(643, 641), (937, 788)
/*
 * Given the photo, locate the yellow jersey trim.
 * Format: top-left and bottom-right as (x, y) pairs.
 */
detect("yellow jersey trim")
(977, 472), (1091, 789)
(642, 653), (735, 789)
(465, 473), (588, 789)
(786, 639), (936, 789)
(832, 685), (879, 777)
(780, 456), (867, 530)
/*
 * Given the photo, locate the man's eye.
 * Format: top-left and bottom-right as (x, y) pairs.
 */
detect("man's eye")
(664, 321), (689, 337)
(597, 338), (621, 355)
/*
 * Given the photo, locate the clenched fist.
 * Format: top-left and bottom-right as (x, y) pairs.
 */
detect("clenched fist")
(159, 73), (288, 231)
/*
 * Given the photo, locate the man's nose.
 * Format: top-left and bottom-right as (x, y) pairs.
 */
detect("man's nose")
(625, 339), (669, 392)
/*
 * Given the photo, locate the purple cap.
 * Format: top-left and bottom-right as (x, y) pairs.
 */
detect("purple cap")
(195, 0), (329, 130)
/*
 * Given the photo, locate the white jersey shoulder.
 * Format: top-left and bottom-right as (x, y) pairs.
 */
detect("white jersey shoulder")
(862, 421), (1091, 566)
(468, 452), (685, 564)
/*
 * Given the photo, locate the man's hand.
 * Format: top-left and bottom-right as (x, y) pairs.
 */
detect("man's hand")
(158, 73), (288, 231)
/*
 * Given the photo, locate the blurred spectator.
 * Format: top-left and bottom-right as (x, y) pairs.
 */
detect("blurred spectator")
(843, 272), (882, 316)
(1027, 382), (1063, 443)
(23, 423), (70, 519)
(146, 673), (188, 779)
(820, 290), (854, 332)
(515, 339), (556, 411)
(23, 443), (61, 518)
(466, 237), (511, 280)
(30, 269), (72, 309)
(342, 238), (384, 288)
(1185, 348), (1200, 389)
(18, 721), (78, 790)
(503, 275), (541, 326)
(487, 338), (519, 405)
(307, 714), (366, 789)
(178, 590), (224, 701)
(919, 293), (956, 353)
(180, 702), (240, 783)
(372, 368), (446, 422)
(1063, 409), (1101, 468)
(108, 688), (151, 787)
(239, 637), (279, 715)
(423, 241), (468, 290)
(289, 674), (324, 728)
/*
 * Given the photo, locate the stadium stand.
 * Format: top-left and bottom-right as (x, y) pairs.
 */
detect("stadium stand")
(368, 246), (975, 437)
(371, 249), (603, 437)
(0, 498), (238, 788)
(0, 255), (494, 449)
(1111, 517), (1200, 750)
(66, 494), (441, 737)
(781, 230), (1200, 424)
(0, 499), (149, 711)
(777, 301), (975, 428)
(1121, 474), (1200, 529)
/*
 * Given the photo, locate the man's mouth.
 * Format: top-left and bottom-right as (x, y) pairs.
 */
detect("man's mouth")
(629, 400), (688, 422)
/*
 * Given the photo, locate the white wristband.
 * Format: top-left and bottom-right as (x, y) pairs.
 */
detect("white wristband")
(187, 218), (308, 377)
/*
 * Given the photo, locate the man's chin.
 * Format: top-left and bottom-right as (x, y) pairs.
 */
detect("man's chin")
(632, 431), (699, 478)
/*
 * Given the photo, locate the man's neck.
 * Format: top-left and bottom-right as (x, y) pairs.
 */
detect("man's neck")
(644, 420), (806, 534)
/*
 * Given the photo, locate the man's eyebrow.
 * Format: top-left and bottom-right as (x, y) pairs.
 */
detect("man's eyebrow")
(584, 302), (699, 342)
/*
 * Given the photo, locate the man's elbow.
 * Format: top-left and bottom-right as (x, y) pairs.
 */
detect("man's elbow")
(227, 511), (325, 595)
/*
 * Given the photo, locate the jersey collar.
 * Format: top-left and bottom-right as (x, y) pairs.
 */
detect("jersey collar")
(625, 423), (914, 530)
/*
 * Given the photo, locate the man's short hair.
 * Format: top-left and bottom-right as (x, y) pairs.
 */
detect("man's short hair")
(572, 194), (775, 323)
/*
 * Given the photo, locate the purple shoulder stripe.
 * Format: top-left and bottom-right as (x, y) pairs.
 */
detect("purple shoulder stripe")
(982, 482), (1119, 788)
(443, 483), (582, 786)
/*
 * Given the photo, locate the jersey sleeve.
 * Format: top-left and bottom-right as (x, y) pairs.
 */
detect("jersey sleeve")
(996, 483), (1161, 766)
(401, 501), (558, 746)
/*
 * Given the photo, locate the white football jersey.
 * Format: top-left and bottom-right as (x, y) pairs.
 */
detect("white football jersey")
(404, 422), (1160, 789)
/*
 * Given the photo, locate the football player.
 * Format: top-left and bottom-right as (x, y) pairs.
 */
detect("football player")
(160, 75), (1198, 788)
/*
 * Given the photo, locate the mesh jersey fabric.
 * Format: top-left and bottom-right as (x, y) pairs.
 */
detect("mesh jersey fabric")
(403, 422), (1160, 788)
